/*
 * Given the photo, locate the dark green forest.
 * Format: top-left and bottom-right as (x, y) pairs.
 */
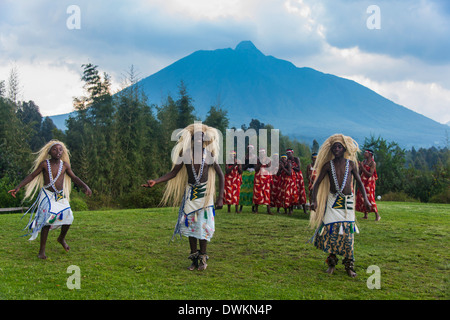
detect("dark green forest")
(1, 64), (449, 210)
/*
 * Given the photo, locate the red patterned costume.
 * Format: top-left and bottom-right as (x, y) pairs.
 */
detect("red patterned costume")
(270, 174), (281, 208)
(252, 164), (272, 205)
(308, 168), (317, 201)
(279, 165), (298, 208)
(290, 159), (307, 205)
(224, 164), (242, 205)
(355, 161), (378, 214)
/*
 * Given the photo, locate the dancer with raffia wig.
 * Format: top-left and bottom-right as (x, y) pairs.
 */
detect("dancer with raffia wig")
(8, 140), (92, 259)
(142, 123), (224, 271)
(309, 134), (371, 277)
(224, 151), (242, 213)
(356, 149), (380, 221)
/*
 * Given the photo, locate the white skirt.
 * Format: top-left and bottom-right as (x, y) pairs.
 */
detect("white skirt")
(23, 188), (73, 241)
(174, 183), (215, 241)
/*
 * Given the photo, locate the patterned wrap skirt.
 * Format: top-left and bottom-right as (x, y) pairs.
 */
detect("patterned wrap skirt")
(252, 168), (272, 205)
(355, 164), (378, 213)
(173, 183), (215, 242)
(311, 193), (359, 260)
(224, 165), (242, 205)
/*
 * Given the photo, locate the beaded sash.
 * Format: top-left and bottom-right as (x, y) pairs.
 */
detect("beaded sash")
(43, 159), (63, 194)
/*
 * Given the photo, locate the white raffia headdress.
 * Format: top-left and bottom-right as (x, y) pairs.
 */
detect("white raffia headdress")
(23, 140), (72, 202)
(160, 123), (220, 209)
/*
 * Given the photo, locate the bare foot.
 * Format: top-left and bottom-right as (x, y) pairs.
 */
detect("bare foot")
(57, 237), (70, 252)
(38, 253), (47, 259)
(375, 214), (381, 221)
(326, 266), (335, 275)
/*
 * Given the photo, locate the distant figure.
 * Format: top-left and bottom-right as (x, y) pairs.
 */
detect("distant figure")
(286, 148), (307, 214)
(142, 123), (224, 271)
(239, 145), (257, 212)
(356, 149), (380, 221)
(8, 140), (92, 259)
(309, 134), (371, 278)
(278, 154), (298, 215)
(252, 149), (273, 214)
(224, 151), (243, 213)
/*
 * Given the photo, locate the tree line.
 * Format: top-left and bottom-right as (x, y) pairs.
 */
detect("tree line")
(0, 64), (448, 210)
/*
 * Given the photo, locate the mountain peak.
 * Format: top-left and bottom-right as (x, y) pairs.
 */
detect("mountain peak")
(235, 41), (263, 55)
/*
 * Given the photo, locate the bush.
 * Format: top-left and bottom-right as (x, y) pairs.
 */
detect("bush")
(429, 188), (450, 204)
(117, 184), (165, 209)
(0, 176), (24, 210)
(70, 191), (89, 211)
(77, 185), (166, 210)
(381, 191), (418, 202)
(84, 191), (120, 211)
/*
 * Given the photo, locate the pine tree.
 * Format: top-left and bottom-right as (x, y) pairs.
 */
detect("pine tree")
(0, 80), (5, 97)
(156, 95), (180, 172)
(176, 81), (196, 129)
(40, 117), (58, 143)
(7, 66), (20, 104)
(204, 105), (229, 135)
(66, 63), (114, 195)
(0, 97), (31, 182)
(111, 65), (159, 197)
(16, 101), (44, 151)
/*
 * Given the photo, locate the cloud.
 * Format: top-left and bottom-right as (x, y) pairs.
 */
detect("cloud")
(0, 0), (449, 125)
(312, 0), (450, 64)
(0, 60), (83, 116)
(342, 75), (450, 124)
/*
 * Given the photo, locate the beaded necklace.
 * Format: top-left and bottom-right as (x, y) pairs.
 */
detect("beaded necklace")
(191, 149), (207, 185)
(330, 159), (349, 196)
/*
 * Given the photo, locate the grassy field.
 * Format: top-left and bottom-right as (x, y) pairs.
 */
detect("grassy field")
(0, 201), (448, 300)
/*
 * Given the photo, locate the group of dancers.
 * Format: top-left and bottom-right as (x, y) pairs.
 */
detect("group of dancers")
(223, 146), (312, 216)
(8, 123), (379, 277)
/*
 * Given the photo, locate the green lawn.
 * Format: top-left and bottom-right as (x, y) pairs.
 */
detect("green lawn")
(0, 201), (448, 300)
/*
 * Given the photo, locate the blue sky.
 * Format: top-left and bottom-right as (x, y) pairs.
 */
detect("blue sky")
(1, 0), (449, 124)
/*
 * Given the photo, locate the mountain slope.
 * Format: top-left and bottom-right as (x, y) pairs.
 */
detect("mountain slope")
(51, 41), (448, 148)
(137, 41), (447, 148)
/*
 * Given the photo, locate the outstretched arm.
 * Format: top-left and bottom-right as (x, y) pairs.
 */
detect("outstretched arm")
(64, 163), (92, 196)
(141, 163), (184, 188)
(8, 161), (45, 198)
